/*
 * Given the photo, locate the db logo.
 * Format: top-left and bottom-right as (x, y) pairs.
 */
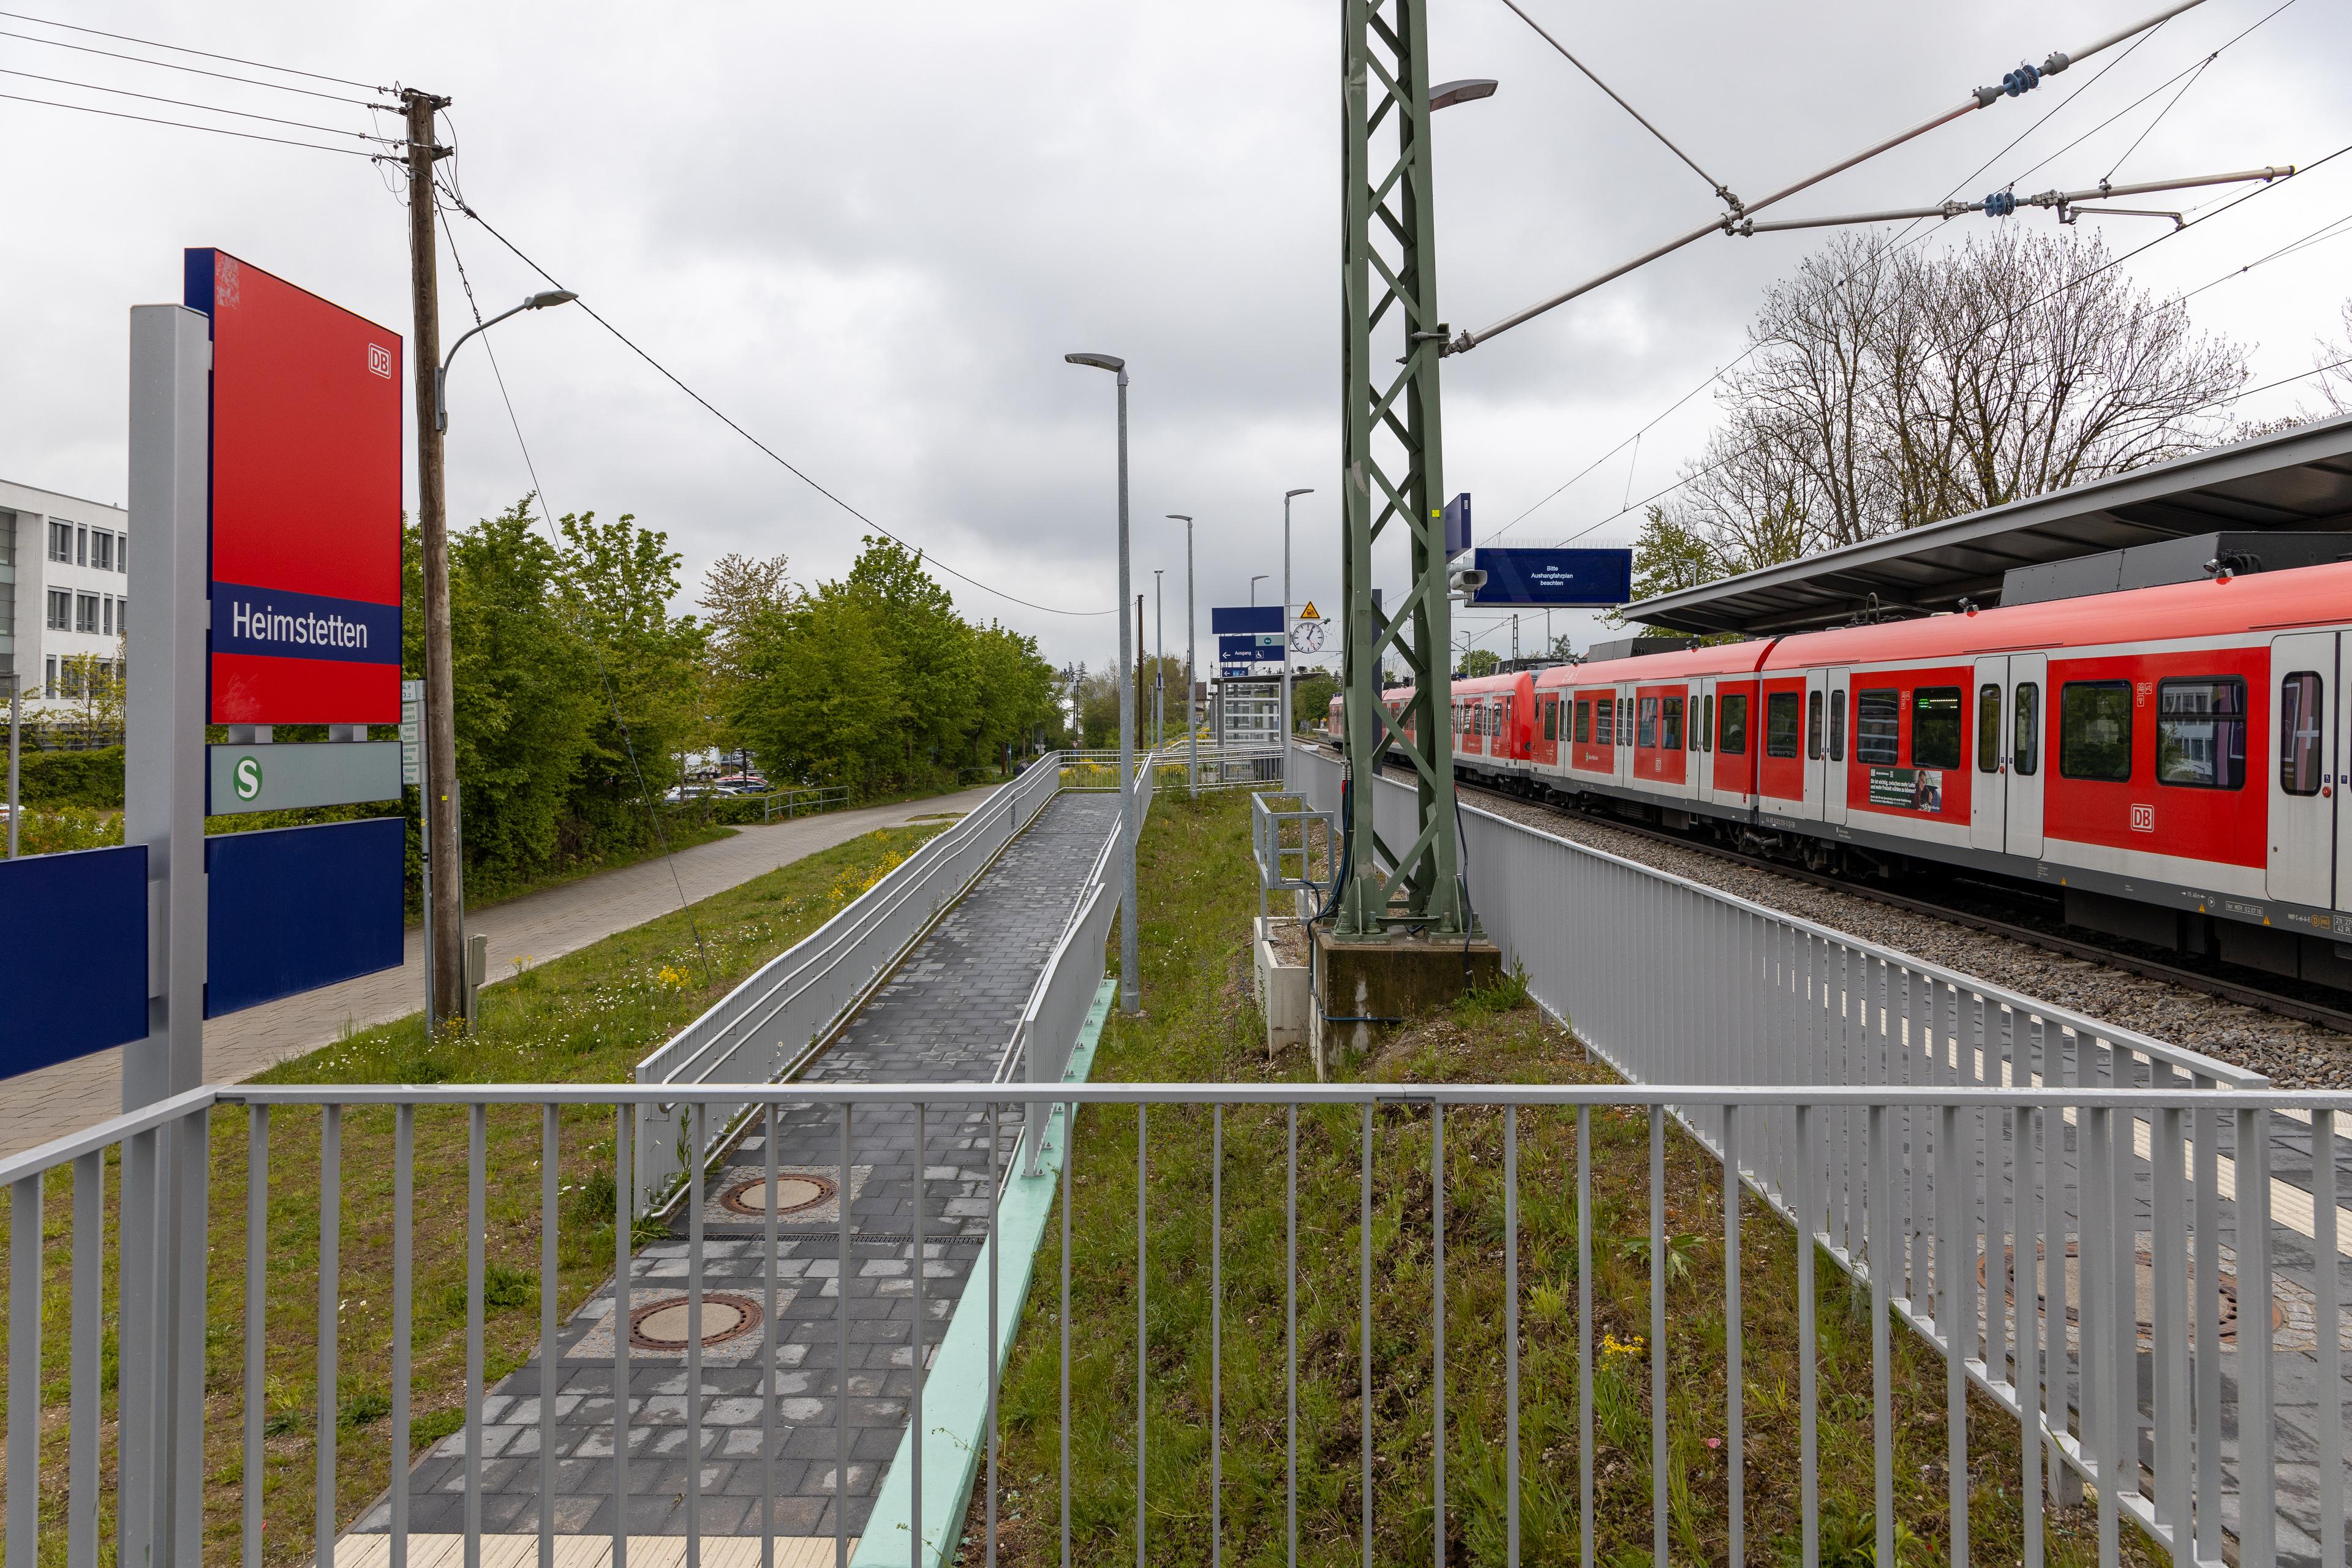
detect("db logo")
(2130, 803), (2155, 832)
(367, 344), (394, 379)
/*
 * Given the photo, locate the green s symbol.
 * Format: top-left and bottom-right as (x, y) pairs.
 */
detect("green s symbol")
(234, 756), (263, 802)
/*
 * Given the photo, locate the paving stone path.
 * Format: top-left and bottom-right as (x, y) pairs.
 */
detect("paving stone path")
(360, 791), (1120, 1540)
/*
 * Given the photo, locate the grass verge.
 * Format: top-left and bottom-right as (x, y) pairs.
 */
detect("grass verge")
(0, 823), (944, 1567)
(979, 788), (2149, 1568)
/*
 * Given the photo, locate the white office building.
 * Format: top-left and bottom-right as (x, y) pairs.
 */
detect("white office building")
(0, 477), (131, 710)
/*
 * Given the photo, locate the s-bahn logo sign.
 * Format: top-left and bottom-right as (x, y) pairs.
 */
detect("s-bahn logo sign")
(187, 249), (404, 724)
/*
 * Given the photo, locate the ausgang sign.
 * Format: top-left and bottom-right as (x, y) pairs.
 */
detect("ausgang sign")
(187, 249), (403, 723)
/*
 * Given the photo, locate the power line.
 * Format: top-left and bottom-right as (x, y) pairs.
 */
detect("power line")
(1492, 0), (1738, 204)
(0, 65), (399, 143)
(436, 210), (718, 986)
(0, 9), (389, 92)
(0, 89), (378, 155)
(0, 26), (383, 105)
(442, 194), (1121, 619)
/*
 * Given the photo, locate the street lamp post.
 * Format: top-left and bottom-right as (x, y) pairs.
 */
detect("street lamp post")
(1167, 515), (1196, 799)
(1153, 568), (1165, 753)
(1281, 487), (1312, 788)
(421, 286), (578, 1025)
(1066, 352), (1139, 1014)
(1250, 574), (1268, 606)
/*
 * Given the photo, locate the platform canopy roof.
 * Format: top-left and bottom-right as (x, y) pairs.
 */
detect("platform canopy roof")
(1621, 412), (2352, 637)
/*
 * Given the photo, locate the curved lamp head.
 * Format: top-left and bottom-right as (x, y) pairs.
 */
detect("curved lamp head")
(1430, 77), (1499, 111)
(1166, 513), (1193, 524)
(526, 290), (579, 310)
(1064, 352), (1126, 373)
(1284, 488), (1314, 500)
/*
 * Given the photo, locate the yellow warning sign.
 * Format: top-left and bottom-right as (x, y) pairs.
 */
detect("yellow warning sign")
(1297, 601), (1322, 620)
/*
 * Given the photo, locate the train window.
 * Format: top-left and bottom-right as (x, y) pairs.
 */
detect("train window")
(1543, 698), (1558, 742)
(1829, 690), (1847, 762)
(1662, 696), (1684, 749)
(1719, 693), (1749, 755)
(1575, 700), (1591, 744)
(1637, 697), (1659, 748)
(2058, 681), (2133, 781)
(1596, 696), (1613, 746)
(1855, 688), (1901, 766)
(2013, 684), (2039, 775)
(1702, 694), (1714, 753)
(1977, 685), (2002, 772)
(2282, 672), (2324, 795)
(1912, 688), (1962, 770)
(1807, 691), (1823, 760)
(2155, 677), (2247, 790)
(1765, 692), (1801, 758)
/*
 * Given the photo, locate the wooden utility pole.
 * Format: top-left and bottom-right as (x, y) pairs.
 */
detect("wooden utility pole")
(404, 87), (463, 1025)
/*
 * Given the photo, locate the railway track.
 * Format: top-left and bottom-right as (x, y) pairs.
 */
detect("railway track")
(1435, 766), (2352, 1039)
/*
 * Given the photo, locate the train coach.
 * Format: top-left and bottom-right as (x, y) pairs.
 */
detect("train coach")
(1333, 559), (2352, 989)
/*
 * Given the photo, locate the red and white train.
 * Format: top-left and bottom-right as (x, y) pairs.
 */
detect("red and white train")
(1329, 560), (2352, 987)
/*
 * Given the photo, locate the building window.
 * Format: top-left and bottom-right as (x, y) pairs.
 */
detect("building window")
(1765, 690), (1801, 758)
(75, 593), (100, 633)
(75, 525), (88, 567)
(0, 509), (14, 568)
(2155, 677), (2247, 790)
(1912, 687), (1962, 770)
(2281, 672), (2324, 796)
(49, 521), (73, 562)
(48, 589), (70, 631)
(1830, 690), (1847, 762)
(2058, 681), (2133, 781)
(2013, 683), (2040, 776)
(59, 660), (83, 699)
(117, 532), (127, 573)
(1719, 693), (1749, 756)
(104, 597), (115, 636)
(89, 531), (113, 572)
(1662, 696), (1684, 750)
(46, 657), (57, 692)
(114, 599), (126, 639)
(1855, 688), (1901, 766)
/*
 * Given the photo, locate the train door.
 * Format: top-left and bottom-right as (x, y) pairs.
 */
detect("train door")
(2270, 632), (2337, 909)
(1821, 669), (1850, 827)
(2005, 652), (2046, 858)
(1970, 656), (2008, 854)
(1801, 669), (1828, 818)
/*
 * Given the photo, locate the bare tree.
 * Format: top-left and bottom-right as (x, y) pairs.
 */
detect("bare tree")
(1650, 228), (2247, 584)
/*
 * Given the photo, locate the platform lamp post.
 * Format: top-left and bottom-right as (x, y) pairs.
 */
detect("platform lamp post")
(1281, 487), (1312, 788)
(1167, 514), (1197, 799)
(1153, 568), (1166, 753)
(1065, 350), (1139, 1013)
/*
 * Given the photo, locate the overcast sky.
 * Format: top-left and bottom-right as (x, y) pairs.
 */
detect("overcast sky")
(6, 0), (2348, 673)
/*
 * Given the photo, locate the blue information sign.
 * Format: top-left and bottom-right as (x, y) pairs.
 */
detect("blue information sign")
(1210, 606), (1283, 635)
(205, 816), (405, 1017)
(1444, 492), (1472, 559)
(1469, 547), (1634, 607)
(1217, 633), (1284, 661)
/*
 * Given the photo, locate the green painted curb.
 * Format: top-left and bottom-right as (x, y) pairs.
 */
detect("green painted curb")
(850, 976), (1116, 1568)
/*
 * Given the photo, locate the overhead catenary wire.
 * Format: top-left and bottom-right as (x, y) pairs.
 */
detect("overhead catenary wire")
(1449, 0), (2212, 353)
(1543, 139), (2352, 551)
(0, 26), (385, 105)
(1491, 0), (1738, 205)
(1728, 166), (2291, 236)
(0, 8), (390, 92)
(434, 208), (718, 986)
(0, 89), (379, 155)
(0, 66), (401, 144)
(1487, 0), (2309, 546)
(442, 195), (1120, 619)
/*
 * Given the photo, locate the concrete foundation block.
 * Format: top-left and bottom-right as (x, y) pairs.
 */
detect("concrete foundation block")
(1309, 925), (1501, 1075)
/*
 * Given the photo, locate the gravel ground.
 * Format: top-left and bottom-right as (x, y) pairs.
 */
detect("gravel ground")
(1457, 783), (2352, 1091)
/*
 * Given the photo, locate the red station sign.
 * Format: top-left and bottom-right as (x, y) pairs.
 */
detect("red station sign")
(186, 249), (404, 723)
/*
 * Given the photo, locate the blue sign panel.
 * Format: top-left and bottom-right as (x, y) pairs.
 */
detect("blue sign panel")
(1444, 492), (1472, 559)
(205, 816), (404, 1017)
(0, 846), (150, 1079)
(1210, 606), (1282, 635)
(1469, 547), (1634, 607)
(1217, 633), (1284, 661)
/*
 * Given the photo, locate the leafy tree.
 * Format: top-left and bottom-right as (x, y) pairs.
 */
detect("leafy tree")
(1460, 647), (1501, 677)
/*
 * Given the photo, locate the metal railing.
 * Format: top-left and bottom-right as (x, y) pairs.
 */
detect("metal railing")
(630, 754), (1074, 1210)
(2, 1079), (2340, 1568)
(758, 784), (852, 823)
(1250, 790), (1338, 918)
(1294, 742), (2352, 1562)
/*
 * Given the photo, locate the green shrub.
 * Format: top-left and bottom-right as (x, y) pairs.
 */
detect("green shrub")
(17, 745), (125, 807)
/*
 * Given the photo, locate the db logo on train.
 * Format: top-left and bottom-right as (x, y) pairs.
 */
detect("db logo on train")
(2131, 804), (2155, 832)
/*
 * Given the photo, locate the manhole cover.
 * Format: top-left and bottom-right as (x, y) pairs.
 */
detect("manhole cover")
(628, 1291), (764, 1352)
(720, 1172), (839, 1218)
(1982, 1239), (2280, 1348)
